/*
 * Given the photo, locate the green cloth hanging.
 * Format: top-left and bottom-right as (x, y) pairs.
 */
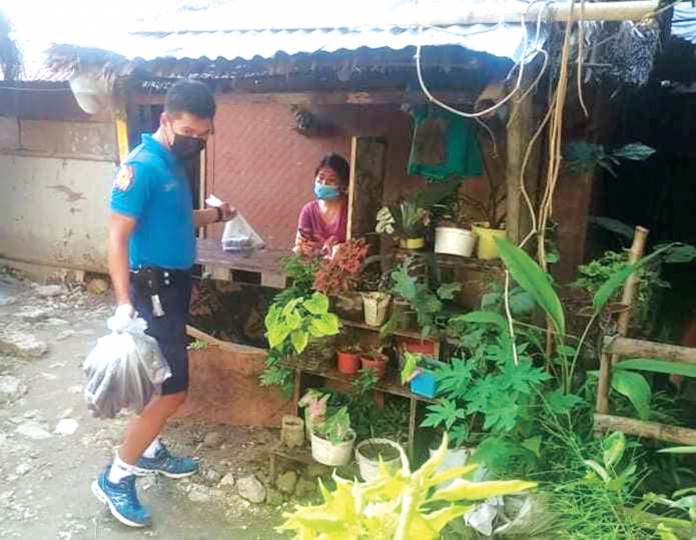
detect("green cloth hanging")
(407, 104), (482, 180)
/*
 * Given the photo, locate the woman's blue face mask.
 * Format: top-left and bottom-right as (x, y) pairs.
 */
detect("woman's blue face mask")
(314, 181), (340, 200)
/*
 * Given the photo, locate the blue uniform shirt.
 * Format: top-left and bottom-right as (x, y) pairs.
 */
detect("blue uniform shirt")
(110, 134), (196, 270)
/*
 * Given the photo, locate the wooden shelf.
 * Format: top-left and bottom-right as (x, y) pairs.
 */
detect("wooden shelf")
(282, 359), (436, 404)
(395, 249), (503, 271)
(340, 319), (429, 341)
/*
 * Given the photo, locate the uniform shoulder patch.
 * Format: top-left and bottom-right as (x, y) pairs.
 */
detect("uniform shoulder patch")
(114, 164), (134, 192)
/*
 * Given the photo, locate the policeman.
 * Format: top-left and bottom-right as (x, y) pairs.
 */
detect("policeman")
(92, 80), (236, 527)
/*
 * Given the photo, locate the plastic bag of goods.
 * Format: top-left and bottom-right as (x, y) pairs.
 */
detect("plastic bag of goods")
(221, 212), (266, 255)
(83, 318), (171, 418)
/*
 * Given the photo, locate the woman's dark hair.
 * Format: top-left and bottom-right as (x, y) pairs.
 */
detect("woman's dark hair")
(315, 154), (350, 186)
(164, 80), (216, 120)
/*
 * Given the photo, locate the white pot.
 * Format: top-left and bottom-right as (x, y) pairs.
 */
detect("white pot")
(434, 227), (476, 258)
(362, 293), (391, 327)
(355, 438), (404, 482)
(310, 429), (356, 466)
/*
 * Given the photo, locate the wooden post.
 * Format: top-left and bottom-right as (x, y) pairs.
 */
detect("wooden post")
(115, 113), (129, 164)
(346, 136), (359, 242)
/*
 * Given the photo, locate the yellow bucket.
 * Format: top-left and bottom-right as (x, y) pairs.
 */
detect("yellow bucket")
(471, 224), (506, 259)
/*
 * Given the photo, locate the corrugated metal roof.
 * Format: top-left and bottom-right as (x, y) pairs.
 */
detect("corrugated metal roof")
(10, 0), (545, 81)
(672, 4), (696, 45)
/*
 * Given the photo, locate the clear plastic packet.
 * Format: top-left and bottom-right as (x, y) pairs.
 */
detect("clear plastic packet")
(83, 318), (171, 418)
(221, 212), (265, 255)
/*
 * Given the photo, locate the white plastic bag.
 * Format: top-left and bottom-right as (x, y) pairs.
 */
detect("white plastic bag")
(221, 212), (265, 254)
(83, 318), (171, 418)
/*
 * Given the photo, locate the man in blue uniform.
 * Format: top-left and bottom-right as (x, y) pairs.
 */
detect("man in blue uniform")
(92, 80), (236, 527)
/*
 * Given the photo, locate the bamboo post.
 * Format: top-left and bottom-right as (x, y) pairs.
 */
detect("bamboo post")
(604, 336), (696, 364)
(595, 352), (611, 416)
(594, 414), (696, 445)
(134, 1), (660, 33)
(611, 226), (649, 367)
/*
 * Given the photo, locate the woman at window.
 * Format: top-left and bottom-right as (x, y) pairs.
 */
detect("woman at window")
(293, 154), (350, 254)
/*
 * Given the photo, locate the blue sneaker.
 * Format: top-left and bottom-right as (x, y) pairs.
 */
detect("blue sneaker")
(91, 466), (151, 528)
(134, 444), (198, 479)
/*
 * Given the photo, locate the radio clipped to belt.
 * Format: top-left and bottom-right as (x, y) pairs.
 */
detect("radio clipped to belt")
(133, 267), (166, 317)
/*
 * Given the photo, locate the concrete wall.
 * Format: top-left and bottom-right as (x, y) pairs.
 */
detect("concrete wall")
(0, 117), (116, 273)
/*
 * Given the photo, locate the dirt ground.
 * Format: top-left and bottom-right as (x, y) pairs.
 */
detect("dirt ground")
(0, 270), (292, 540)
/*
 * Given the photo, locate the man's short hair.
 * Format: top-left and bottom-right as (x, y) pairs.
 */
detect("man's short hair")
(164, 80), (216, 120)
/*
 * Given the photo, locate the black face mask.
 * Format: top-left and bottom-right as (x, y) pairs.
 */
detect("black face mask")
(170, 134), (205, 160)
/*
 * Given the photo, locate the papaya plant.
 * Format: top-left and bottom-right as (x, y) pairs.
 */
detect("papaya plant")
(277, 433), (536, 540)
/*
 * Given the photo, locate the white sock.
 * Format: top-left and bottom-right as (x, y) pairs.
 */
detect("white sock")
(142, 437), (163, 459)
(109, 453), (136, 483)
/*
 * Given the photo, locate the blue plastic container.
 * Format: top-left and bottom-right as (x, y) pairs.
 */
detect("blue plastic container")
(410, 369), (437, 399)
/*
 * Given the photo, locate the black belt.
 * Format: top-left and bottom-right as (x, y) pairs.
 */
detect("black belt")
(130, 267), (191, 317)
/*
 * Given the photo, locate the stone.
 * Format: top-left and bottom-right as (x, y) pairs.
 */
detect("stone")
(294, 478), (316, 500)
(203, 431), (224, 448)
(205, 469), (222, 483)
(15, 463), (32, 476)
(219, 473), (236, 488)
(0, 295), (17, 307)
(0, 376), (27, 403)
(16, 421), (51, 440)
(16, 308), (51, 323)
(305, 463), (331, 479)
(237, 475), (266, 503)
(0, 330), (48, 358)
(34, 285), (64, 297)
(56, 331), (75, 341)
(265, 488), (284, 506)
(188, 484), (212, 503)
(86, 278), (109, 295)
(276, 471), (298, 494)
(54, 419), (79, 436)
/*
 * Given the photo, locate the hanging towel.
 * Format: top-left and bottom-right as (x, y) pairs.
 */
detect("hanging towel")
(407, 105), (483, 180)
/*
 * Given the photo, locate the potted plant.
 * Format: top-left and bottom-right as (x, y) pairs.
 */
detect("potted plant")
(354, 437), (404, 482)
(337, 343), (363, 376)
(313, 238), (369, 298)
(376, 200), (430, 250)
(400, 351), (442, 399)
(361, 291), (391, 327)
(360, 349), (389, 380)
(298, 389), (330, 441)
(310, 405), (356, 466)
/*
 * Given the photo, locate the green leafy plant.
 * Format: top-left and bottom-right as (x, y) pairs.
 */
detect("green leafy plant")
(565, 141), (656, 176)
(260, 292), (340, 396)
(422, 311), (551, 448)
(316, 406), (352, 445)
(387, 258), (460, 337)
(573, 250), (668, 324)
(376, 200), (431, 239)
(277, 433), (536, 540)
(188, 339), (208, 350)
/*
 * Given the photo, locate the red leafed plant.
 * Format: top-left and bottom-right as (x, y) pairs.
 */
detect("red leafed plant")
(313, 239), (369, 297)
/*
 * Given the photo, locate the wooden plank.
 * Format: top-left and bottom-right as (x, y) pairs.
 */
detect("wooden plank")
(348, 137), (387, 252)
(505, 85), (532, 244)
(408, 397), (417, 463)
(603, 336), (696, 365)
(594, 413), (696, 445)
(261, 272), (287, 289)
(197, 239), (285, 275)
(185, 324), (267, 354)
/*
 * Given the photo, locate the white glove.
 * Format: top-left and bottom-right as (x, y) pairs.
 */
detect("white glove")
(107, 304), (135, 333)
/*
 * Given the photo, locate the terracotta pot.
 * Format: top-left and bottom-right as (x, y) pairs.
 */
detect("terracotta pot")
(337, 351), (361, 375)
(360, 353), (388, 379)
